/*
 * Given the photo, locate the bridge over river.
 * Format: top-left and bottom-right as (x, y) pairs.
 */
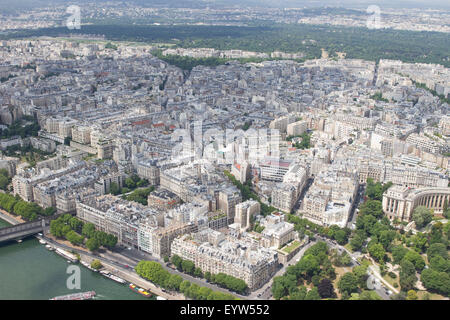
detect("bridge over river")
(0, 213), (67, 244)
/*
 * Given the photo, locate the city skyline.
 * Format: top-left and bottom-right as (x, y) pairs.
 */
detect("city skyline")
(0, 0), (448, 304)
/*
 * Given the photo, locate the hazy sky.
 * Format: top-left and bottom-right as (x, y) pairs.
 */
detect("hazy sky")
(213, 0), (450, 9)
(1, 0), (449, 12)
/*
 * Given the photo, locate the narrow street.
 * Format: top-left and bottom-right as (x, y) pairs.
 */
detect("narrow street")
(346, 184), (365, 229)
(293, 178), (314, 212)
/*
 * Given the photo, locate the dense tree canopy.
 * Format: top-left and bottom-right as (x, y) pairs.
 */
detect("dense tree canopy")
(427, 243), (448, 261)
(86, 238), (100, 252)
(297, 254), (320, 277)
(365, 179), (392, 202)
(0, 169), (11, 191)
(338, 272), (359, 295)
(50, 215), (117, 251)
(368, 242), (386, 262)
(0, 193), (51, 221)
(399, 260), (417, 292)
(0, 118), (40, 139)
(271, 242), (336, 300)
(135, 261), (236, 300)
(349, 290), (382, 300)
(420, 269), (450, 296)
(402, 250), (425, 271)
(124, 186), (155, 205)
(181, 260), (195, 275)
(391, 245), (409, 265)
(349, 230), (366, 251)
(65, 230), (84, 246)
(412, 206), (433, 229)
(91, 259), (103, 270)
(7, 23), (450, 67)
(317, 278), (335, 298)
(211, 273), (248, 294)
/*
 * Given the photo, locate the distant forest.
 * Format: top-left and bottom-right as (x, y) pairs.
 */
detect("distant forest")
(2, 24), (449, 67)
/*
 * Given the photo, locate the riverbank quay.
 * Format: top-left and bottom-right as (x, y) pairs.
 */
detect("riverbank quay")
(0, 209), (24, 225)
(0, 209), (182, 300)
(40, 235), (183, 300)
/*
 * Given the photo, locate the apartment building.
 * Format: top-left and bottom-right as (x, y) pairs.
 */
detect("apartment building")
(97, 139), (115, 159)
(76, 194), (159, 249)
(302, 188), (331, 225)
(406, 133), (442, 154)
(234, 200), (260, 231)
(71, 125), (91, 145)
(12, 160), (85, 201)
(136, 158), (160, 185)
(260, 213), (295, 249)
(271, 183), (297, 213)
(287, 120), (307, 136)
(171, 228), (278, 290)
(94, 172), (125, 195)
(138, 221), (195, 259)
(259, 158), (292, 182)
(217, 187), (242, 223)
(231, 161), (250, 184)
(147, 188), (181, 211)
(358, 161), (448, 188)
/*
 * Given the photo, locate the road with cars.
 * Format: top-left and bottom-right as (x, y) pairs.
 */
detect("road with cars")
(293, 178), (314, 212)
(346, 184), (366, 229)
(113, 246), (249, 300)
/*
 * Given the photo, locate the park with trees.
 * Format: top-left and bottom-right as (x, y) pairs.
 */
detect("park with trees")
(109, 174), (154, 196)
(272, 242), (334, 300)
(271, 241), (384, 300)
(286, 132), (313, 150)
(6, 23), (450, 68)
(109, 174), (150, 197)
(276, 177), (450, 300)
(287, 214), (352, 245)
(135, 260), (237, 300)
(123, 186), (155, 206)
(342, 178), (450, 299)
(0, 192), (55, 221)
(0, 116), (40, 139)
(49, 214), (117, 251)
(0, 169), (11, 191)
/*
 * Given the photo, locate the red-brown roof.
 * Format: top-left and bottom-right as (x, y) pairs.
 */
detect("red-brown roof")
(132, 119), (150, 126)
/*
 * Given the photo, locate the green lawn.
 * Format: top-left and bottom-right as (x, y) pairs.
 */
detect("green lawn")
(281, 240), (301, 254)
(382, 274), (399, 288)
(344, 243), (353, 253)
(417, 291), (447, 300)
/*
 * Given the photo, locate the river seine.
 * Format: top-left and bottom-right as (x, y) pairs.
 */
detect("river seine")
(0, 218), (146, 300)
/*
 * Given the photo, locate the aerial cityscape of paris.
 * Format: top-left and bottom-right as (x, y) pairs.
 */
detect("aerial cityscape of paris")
(0, 0), (448, 308)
